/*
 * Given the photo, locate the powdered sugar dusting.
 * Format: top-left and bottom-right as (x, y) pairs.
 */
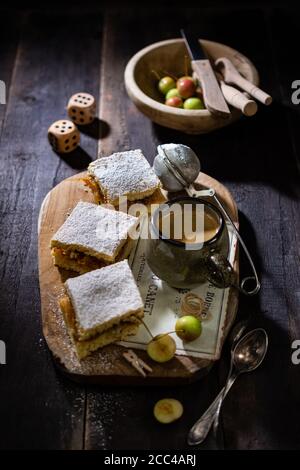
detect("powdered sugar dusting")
(47, 290), (124, 374)
(88, 149), (160, 201)
(51, 201), (138, 259)
(65, 260), (143, 331)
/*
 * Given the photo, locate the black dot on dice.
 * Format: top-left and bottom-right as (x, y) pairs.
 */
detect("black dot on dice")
(72, 135), (76, 139)
(72, 108), (76, 113)
(80, 118), (84, 123)
(65, 139), (69, 144)
(73, 142), (76, 147)
(78, 95), (81, 98)
(55, 125), (59, 128)
(65, 146), (70, 151)
(74, 99), (78, 102)
(61, 130), (65, 133)
(87, 97), (91, 101)
(68, 126), (72, 129)
(80, 111), (84, 115)
(79, 100), (83, 103)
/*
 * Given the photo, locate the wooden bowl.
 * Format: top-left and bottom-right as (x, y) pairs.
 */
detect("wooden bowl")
(124, 39), (259, 134)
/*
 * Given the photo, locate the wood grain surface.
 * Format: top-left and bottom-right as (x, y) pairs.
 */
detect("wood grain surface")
(0, 4), (300, 450)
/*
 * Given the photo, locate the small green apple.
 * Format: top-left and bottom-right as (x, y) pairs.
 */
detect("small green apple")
(165, 88), (180, 100)
(158, 76), (176, 95)
(175, 315), (202, 342)
(183, 97), (205, 110)
(147, 334), (176, 362)
(154, 398), (183, 424)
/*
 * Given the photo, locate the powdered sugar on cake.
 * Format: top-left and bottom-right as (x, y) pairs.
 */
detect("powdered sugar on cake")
(51, 202), (138, 259)
(65, 260), (144, 331)
(88, 149), (160, 202)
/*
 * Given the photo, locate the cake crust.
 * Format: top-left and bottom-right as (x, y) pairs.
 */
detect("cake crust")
(51, 201), (139, 266)
(59, 261), (144, 359)
(51, 236), (135, 274)
(83, 174), (166, 212)
(60, 295), (140, 359)
(65, 260), (144, 340)
(87, 149), (161, 205)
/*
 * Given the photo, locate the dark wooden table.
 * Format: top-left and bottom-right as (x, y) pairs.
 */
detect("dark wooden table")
(0, 4), (300, 450)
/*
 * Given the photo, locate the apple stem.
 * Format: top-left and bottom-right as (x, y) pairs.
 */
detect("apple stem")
(161, 69), (177, 81)
(139, 318), (154, 339)
(152, 330), (184, 341)
(138, 319), (185, 343)
(184, 54), (189, 77)
(151, 69), (161, 80)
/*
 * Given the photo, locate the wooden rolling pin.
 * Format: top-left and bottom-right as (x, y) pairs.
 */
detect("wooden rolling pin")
(219, 80), (258, 116)
(195, 70), (258, 117)
(216, 57), (272, 106)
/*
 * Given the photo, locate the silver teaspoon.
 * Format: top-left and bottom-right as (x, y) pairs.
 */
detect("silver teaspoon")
(212, 319), (249, 434)
(186, 320), (248, 446)
(191, 319), (248, 443)
(188, 328), (268, 446)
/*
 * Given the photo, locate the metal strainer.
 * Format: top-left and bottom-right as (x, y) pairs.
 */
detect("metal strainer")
(153, 143), (260, 296)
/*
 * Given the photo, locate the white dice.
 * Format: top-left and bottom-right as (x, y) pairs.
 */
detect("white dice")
(48, 119), (80, 154)
(67, 92), (96, 125)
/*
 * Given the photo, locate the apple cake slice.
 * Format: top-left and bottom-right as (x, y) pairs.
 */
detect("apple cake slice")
(85, 149), (165, 209)
(59, 260), (144, 359)
(51, 201), (139, 274)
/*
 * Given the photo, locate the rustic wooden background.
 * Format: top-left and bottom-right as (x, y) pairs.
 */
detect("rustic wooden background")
(0, 4), (299, 449)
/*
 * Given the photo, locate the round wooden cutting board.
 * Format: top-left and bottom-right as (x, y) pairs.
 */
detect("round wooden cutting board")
(38, 172), (239, 385)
